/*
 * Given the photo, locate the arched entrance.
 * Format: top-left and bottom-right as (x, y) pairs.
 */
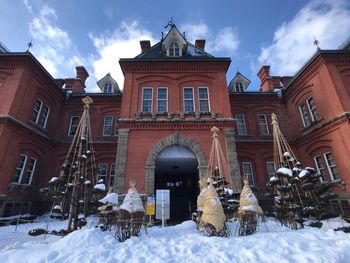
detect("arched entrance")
(155, 145), (199, 221)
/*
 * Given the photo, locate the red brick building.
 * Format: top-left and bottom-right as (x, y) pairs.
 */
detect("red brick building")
(0, 25), (349, 219)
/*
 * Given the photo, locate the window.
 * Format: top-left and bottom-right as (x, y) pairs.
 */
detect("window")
(31, 99), (50, 128)
(198, 87), (210, 112)
(68, 116), (80, 136)
(266, 162), (276, 179)
(12, 154), (27, 184)
(97, 163), (108, 182)
(183, 87), (194, 112)
(12, 154), (36, 185)
(103, 83), (113, 93)
(102, 116), (113, 136)
(314, 155), (326, 181)
(142, 88), (153, 113)
(242, 162), (254, 186)
(306, 97), (319, 122)
(235, 82), (244, 92)
(169, 42), (180, 57)
(313, 152), (340, 182)
(22, 158), (36, 185)
(257, 114), (269, 135)
(157, 88), (168, 112)
(325, 152), (339, 181)
(235, 114), (247, 135)
(299, 97), (319, 127)
(109, 164), (115, 187)
(3, 202), (31, 217)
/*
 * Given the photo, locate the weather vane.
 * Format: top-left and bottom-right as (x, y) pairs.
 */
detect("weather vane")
(26, 40), (33, 52)
(313, 37), (320, 50)
(164, 18), (174, 29)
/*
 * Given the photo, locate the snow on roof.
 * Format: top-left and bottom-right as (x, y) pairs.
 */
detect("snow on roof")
(99, 193), (119, 205)
(277, 167), (293, 177)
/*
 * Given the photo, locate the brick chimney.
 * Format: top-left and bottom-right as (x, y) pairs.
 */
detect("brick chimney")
(76, 66), (89, 84)
(140, 40), (151, 53)
(257, 65), (273, 92)
(195, 39), (206, 50)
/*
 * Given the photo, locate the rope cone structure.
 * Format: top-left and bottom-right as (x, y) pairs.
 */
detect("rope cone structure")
(195, 126), (240, 236)
(267, 113), (339, 230)
(40, 96), (98, 233)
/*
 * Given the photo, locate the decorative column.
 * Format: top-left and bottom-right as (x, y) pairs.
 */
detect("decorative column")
(114, 129), (129, 193)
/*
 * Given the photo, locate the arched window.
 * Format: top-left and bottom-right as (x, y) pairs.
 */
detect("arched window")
(235, 82), (244, 92)
(169, 42), (180, 57)
(103, 83), (112, 93)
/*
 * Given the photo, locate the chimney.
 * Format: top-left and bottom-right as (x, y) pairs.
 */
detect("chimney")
(140, 40), (151, 53)
(195, 39), (206, 50)
(76, 66), (89, 84)
(257, 65), (273, 92)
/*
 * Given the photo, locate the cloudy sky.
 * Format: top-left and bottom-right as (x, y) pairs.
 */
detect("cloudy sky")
(1, 0), (350, 91)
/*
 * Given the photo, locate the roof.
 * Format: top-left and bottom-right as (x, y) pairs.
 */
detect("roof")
(133, 25), (220, 61)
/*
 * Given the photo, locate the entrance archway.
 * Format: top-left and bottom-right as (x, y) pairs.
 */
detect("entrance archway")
(155, 145), (199, 221)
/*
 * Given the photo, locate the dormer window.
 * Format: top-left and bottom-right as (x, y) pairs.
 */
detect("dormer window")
(169, 42), (180, 57)
(104, 83), (113, 93)
(235, 82), (244, 92)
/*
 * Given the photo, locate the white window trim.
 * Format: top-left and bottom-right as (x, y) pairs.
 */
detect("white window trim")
(102, 116), (113, 136)
(235, 114), (247, 135)
(41, 106), (50, 128)
(26, 158), (37, 185)
(257, 114), (269, 135)
(14, 154), (27, 184)
(242, 161), (254, 186)
(266, 161), (276, 179)
(299, 103), (310, 127)
(109, 163), (116, 187)
(313, 155), (325, 182)
(32, 99), (43, 123)
(324, 152), (338, 181)
(97, 163), (108, 181)
(183, 87), (195, 112)
(141, 87), (153, 113)
(68, 116), (79, 136)
(198, 87), (210, 112)
(157, 87), (168, 112)
(114, 116), (119, 136)
(306, 96), (318, 122)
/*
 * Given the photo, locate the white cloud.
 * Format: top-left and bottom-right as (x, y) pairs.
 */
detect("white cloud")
(26, 4), (89, 88)
(89, 20), (157, 90)
(182, 22), (239, 55)
(256, 0), (350, 76)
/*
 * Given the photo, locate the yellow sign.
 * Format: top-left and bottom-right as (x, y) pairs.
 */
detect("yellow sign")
(146, 204), (155, 215)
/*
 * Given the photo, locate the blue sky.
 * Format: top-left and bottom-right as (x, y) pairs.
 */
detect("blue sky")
(1, 0), (350, 92)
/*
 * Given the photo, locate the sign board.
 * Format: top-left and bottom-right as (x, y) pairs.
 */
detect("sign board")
(146, 196), (155, 215)
(155, 189), (170, 220)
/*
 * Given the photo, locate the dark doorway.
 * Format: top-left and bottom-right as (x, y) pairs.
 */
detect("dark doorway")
(155, 145), (199, 222)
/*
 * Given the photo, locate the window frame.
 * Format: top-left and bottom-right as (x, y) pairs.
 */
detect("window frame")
(68, 116), (80, 136)
(13, 154), (27, 184)
(102, 116), (113, 136)
(324, 152), (339, 181)
(257, 114), (269, 135)
(183, 87), (195, 112)
(114, 116), (119, 136)
(299, 102), (311, 127)
(31, 99), (43, 124)
(97, 163), (108, 182)
(306, 96), (319, 122)
(31, 98), (50, 128)
(157, 87), (168, 112)
(313, 155), (326, 181)
(109, 163), (116, 187)
(169, 42), (180, 57)
(22, 157), (37, 185)
(235, 82), (244, 92)
(198, 87), (210, 112)
(266, 161), (276, 179)
(141, 87), (153, 113)
(235, 114), (247, 135)
(103, 82), (113, 93)
(242, 161), (254, 186)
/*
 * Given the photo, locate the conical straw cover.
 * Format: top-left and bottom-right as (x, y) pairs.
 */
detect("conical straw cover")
(238, 180), (263, 214)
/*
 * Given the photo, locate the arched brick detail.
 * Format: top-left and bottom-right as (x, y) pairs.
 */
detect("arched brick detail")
(145, 133), (208, 195)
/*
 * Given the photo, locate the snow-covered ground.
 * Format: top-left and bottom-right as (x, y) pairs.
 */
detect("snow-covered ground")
(0, 216), (350, 263)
